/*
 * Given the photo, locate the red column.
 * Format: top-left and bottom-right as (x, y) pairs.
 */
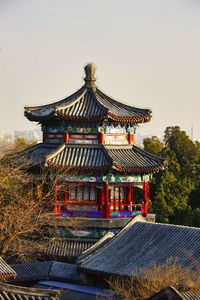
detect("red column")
(142, 182), (148, 217)
(100, 132), (105, 144)
(128, 134), (134, 144)
(104, 182), (110, 218)
(128, 186), (132, 203)
(100, 187), (104, 214)
(65, 188), (69, 206)
(65, 133), (69, 143)
(54, 182), (59, 216)
(147, 181), (150, 214)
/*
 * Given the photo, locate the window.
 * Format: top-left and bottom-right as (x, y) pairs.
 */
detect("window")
(69, 185), (96, 202)
(110, 186), (125, 200)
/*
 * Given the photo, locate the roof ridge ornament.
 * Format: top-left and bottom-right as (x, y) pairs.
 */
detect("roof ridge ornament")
(84, 63), (96, 91)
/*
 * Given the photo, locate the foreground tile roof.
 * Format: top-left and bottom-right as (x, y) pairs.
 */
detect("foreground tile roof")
(0, 282), (59, 300)
(10, 261), (52, 282)
(146, 286), (200, 300)
(0, 258), (16, 280)
(78, 219), (200, 277)
(45, 238), (97, 259)
(10, 261), (80, 283)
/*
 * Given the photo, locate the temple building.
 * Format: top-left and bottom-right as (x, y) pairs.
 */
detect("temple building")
(22, 63), (166, 238)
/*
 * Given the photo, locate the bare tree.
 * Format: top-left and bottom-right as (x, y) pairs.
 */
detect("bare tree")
(0, 145), (78, 262)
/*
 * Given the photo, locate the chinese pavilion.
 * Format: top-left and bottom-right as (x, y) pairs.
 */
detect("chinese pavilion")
(23, 64), (166, 237)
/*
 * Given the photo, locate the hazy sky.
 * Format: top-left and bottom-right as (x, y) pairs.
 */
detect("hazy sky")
(0, 0), (200, 139)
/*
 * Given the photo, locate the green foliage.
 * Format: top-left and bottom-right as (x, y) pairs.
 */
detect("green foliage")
(143, 136), (164, 156)
(146, 126), (200, 226)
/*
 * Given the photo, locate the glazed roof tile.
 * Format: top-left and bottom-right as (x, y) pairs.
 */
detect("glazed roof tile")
(0, 258), (16, 280)
(78, 220), (200, 277)
(17, 143), (59, 167)
(17, 143), (166, 172)
(10, 261), (80, 283)
(46, 144), (112, 170)
(105, 145), (166, 171)
(0, 282), (59, 300)
(10, 261), (52, 282)
(24, 65), (151, 123)
(45, 238), (96, 259)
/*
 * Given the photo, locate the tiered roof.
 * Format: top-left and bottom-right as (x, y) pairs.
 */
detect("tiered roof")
(21, 64), (166, 173)
(20, 143), (166, 173)
(24, 64), (151, 123)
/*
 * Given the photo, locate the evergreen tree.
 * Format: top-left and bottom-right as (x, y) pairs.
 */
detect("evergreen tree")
(144, 126), (200, 225)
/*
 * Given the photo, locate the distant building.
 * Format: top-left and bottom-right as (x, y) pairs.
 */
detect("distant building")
(14, 129), (42, 142)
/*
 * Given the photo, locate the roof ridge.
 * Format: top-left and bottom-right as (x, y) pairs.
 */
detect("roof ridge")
(96, 87), (151, 114)
(55, 88), (87, 110)
(148, 221), (200, 231)
(24, 86), (84, 112)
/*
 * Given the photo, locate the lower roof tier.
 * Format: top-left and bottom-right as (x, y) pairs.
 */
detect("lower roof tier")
(18, 143), (166, 173)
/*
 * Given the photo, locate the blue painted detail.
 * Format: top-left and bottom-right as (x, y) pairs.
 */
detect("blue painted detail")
(38, 280), (118, 298)
(132, 212), (142, 216)
(74, 212), (87, 216)
(59, 211), (73, 216)
(121, 212), (131, 216)
(88, 212), (102, 217)
(110, 212), (121, 216)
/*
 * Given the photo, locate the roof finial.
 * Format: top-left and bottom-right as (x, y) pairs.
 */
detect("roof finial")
(84, 63), (96, 90)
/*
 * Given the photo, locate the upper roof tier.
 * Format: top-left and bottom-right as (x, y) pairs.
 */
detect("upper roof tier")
(24, 64), (152, 124)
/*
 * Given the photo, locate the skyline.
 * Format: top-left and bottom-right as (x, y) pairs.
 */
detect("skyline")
(0, 0), (200, 139)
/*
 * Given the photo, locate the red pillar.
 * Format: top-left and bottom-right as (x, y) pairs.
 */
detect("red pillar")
(54, 182), (59, 216)
(147, 181), (150, 214)
(100, 132), (105, 144)
(128, 186), (132, 211)
(104, 182), (110, 218)
(65, 188), (69, 206)
(142, 182), (148, 217)
(65, 133), (69, 143)
(100, 187), (104, 214)
(128, 134), (135, 145)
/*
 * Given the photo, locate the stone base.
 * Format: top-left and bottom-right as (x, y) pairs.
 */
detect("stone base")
(56, 216), (132, 229)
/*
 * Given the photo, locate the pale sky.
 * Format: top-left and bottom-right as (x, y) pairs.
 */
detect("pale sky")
(0, 0), (200, 139)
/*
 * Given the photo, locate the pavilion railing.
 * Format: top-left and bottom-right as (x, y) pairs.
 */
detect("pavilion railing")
(109, 203), (142, 218)
(56, 202), (142, 218)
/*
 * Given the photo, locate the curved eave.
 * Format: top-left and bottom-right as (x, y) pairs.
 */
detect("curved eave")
(54, 111), (151, 123)
(55, 112), (108, 122)
(96, 88), (152, 124)
(107, 113), (152, 123)
(112, 163), (166, 173)
(24, 110), (55, 122)
(45, 162), (112, 171)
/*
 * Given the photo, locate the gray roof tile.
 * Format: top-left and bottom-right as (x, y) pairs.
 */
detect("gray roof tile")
(11, 261), (52, 282)
(46, 239), (96, 259)
(0, 258), (16, 280)
(24, 66), (151, 123)
(16, 143), (166, 172)
(0, 282), (59, 300)
(79, 220), (200, 277)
